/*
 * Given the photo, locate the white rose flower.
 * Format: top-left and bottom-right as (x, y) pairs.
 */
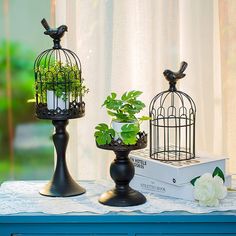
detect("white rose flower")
(193, 173), (227, 207)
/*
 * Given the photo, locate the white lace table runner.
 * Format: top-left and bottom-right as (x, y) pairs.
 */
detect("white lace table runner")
(0, 180), (236, 215)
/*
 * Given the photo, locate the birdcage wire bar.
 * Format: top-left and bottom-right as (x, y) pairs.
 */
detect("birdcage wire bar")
(149, 64), (196, 161)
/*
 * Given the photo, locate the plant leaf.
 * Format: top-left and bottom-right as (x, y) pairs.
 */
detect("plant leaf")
(107, 110), (116, 117)
(122, 137), (137, 145)
(120, 123), (139, 145)
(95, 123), (109, 131)
(212, 167), (225, 182)
(121, 130), (137, 145)
(115, 113), (129, 122)
(190, 176), (201, 186)
(96, 134), (107, 145)
(121, 123), (139, 133)
(111, 92), (116, 99)
(94, 131), (100, 137)
(121, 92), (128, 101)
(139, 115), (151, 121)
(94, 123), (115, 145)
(133, 90), (142, 97)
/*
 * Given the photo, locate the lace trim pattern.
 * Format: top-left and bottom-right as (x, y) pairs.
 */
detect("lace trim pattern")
(0, 180), (235, 215)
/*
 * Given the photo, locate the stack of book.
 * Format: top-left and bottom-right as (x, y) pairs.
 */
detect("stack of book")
(129, 149), (231, 201)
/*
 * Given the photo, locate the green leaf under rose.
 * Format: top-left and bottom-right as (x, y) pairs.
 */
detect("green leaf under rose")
(191, 167), (225, 186)
(212, 166), (225, 182)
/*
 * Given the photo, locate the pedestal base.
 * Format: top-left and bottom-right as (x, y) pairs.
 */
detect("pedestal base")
(40, 179), (85, 197)
(97, 132), (147, 207)
(99, 187), (146, 207)
(39, 120), (86, 197)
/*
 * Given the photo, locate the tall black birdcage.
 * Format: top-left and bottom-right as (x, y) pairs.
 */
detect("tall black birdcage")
(149, 62), (196, 161)
(34, 23), (86, 120)
(34, 19), (87, 197)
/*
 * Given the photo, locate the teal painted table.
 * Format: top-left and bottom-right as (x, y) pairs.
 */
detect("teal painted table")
(1, 212), (236, 235)
(1, 181), (236, 235)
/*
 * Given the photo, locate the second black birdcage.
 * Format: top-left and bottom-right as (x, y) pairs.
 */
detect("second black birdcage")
(149, 62), (196, 161)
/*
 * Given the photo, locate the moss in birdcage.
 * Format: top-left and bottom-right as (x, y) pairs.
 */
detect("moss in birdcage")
(35, 62), (89, 102)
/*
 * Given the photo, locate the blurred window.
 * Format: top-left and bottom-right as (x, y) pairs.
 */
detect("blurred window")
(0, 0), (54, 182)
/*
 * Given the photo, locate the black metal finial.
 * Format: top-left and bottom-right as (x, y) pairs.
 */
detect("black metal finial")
(163, 61), (188, 91)
(41, 18), (68, 49)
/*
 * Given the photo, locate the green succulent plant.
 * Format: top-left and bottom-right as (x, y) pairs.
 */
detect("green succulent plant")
(35, 62), (89, 102)
(95, 90), (149, 145)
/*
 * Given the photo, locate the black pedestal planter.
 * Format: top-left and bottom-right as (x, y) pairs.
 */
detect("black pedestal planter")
(35, 19), (87, 197)
(97, 133), (147, 207)
(39, 120), (86, 197)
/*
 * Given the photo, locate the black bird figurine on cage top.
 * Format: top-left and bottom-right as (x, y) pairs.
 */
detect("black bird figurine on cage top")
(149, 61), (196, 161)
(34, 19), (87, 197)
(41, 18), (68, 49)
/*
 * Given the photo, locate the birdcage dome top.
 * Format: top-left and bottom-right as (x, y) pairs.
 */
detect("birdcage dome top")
(34, 48), (82, 72)
(149, 89), (196, 118)
(149, 62), (196, 117)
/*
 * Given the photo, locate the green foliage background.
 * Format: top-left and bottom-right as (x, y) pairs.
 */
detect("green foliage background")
(0, 40), (53, 182)
(0, 40), (35, 155)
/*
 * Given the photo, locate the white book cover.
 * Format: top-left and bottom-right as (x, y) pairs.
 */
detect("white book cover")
(130, 174), (232, 201)
(129, 149), (227, 186)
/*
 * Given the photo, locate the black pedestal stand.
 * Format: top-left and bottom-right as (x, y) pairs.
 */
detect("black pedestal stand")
(40, 120), (86, 197)
(97, 133), (147, 207)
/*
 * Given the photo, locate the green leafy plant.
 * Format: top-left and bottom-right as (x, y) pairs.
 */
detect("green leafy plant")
(95, 90), (149, 145)
(35, 62), (89, 101)
(102, 90), (149, 122)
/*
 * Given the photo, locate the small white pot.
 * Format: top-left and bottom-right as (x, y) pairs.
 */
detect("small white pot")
(47, 90), (69, 110)
(111, 120), (135, 140)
